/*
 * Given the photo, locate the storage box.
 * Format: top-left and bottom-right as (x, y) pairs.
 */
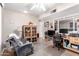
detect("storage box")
(2, 48), (15, 56)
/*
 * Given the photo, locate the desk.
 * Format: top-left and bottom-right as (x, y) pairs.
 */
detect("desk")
(63, 36), (79, 53)
(63, 36), (79, 45)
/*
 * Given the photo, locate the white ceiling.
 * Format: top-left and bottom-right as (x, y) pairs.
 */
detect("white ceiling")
(4, 3), (77, 17)
(42, 4), (79, 20)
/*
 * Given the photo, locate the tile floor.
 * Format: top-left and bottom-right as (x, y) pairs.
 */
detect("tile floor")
(0, 38), (79, 56)
(30, 38), (79, 56)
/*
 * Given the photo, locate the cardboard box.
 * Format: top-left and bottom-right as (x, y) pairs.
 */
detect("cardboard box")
(2, 48), (15, 56)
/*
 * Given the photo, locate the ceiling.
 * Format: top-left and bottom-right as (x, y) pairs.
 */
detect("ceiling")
(3, 3), (77, 17)
(42, 4), (79, 20)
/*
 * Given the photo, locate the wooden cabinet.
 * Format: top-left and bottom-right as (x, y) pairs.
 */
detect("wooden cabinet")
(22, 25), (37, 42)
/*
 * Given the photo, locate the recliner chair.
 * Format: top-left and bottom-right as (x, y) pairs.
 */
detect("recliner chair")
(7, 33), (33, 56)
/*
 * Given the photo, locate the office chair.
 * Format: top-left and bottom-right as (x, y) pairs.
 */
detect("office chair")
(54, 33), (62, 50)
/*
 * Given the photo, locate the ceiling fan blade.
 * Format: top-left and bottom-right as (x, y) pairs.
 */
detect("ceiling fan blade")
(30, 4), (36, 10)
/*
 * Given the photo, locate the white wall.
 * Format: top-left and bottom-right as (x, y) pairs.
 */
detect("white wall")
(43, 19), (55, 32)
(38, 21), (45, 39)
(0, 5), (2, 51)
(2, 9), (39, 43)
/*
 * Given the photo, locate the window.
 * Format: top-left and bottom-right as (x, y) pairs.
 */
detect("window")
(69, 22), (73, 31)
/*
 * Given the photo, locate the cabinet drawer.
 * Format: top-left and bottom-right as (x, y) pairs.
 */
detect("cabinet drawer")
(73, 39), (79, 45)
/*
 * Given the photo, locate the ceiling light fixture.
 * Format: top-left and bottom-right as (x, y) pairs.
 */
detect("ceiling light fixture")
(40, 4), (46, 11)
(23, 10), (28, 13)
(30, 3), (46, 11)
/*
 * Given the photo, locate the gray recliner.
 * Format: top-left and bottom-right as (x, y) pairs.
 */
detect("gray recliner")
(7, 33), (33, 56)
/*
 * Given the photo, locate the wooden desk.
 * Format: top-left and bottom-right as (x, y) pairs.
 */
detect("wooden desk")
(63, 36), (79, 53)
(63, 36), (79, 45)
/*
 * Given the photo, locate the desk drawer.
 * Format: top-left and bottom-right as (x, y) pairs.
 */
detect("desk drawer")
(71, 40), (79, 45)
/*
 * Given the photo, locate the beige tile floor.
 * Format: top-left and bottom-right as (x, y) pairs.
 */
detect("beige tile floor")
(61, 50), (79, 56)
(30, 38), (79, 56)
(0, 38), (79, 56)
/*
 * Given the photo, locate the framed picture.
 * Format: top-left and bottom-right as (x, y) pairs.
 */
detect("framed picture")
(55, 21), (57, 30)
(69, 22), (73, 31)
(44, 21), (49, 28)
(70, 22), (73, 28)
(50, 22), (53, 28)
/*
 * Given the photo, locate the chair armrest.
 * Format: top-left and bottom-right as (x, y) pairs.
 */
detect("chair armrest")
(15, 43), (33, 56)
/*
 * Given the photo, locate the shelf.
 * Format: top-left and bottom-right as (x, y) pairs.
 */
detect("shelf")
(22, 25), (37, 42)
(64, 47), (79, 53)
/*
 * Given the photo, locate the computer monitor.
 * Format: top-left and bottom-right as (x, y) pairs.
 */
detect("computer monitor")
(48, 30), (55, 37)
(59, 29), (68, 33)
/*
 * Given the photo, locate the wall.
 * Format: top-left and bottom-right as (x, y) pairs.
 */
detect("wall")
(0, 5), (2, 51)
(43, 19), (55, 32)
(2, 8), (38, 43)
(38, 20), (45, 39)
(40, 4), (79, 35)
(43, 19), (73, 33)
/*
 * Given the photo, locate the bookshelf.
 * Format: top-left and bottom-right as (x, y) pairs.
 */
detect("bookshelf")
(22, 24), (37, 42)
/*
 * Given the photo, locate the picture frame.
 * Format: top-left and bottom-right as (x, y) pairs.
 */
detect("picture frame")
(44, 21), (49, 28)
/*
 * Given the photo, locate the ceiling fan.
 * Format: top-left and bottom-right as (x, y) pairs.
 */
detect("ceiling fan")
(30, 3), (46, 11)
